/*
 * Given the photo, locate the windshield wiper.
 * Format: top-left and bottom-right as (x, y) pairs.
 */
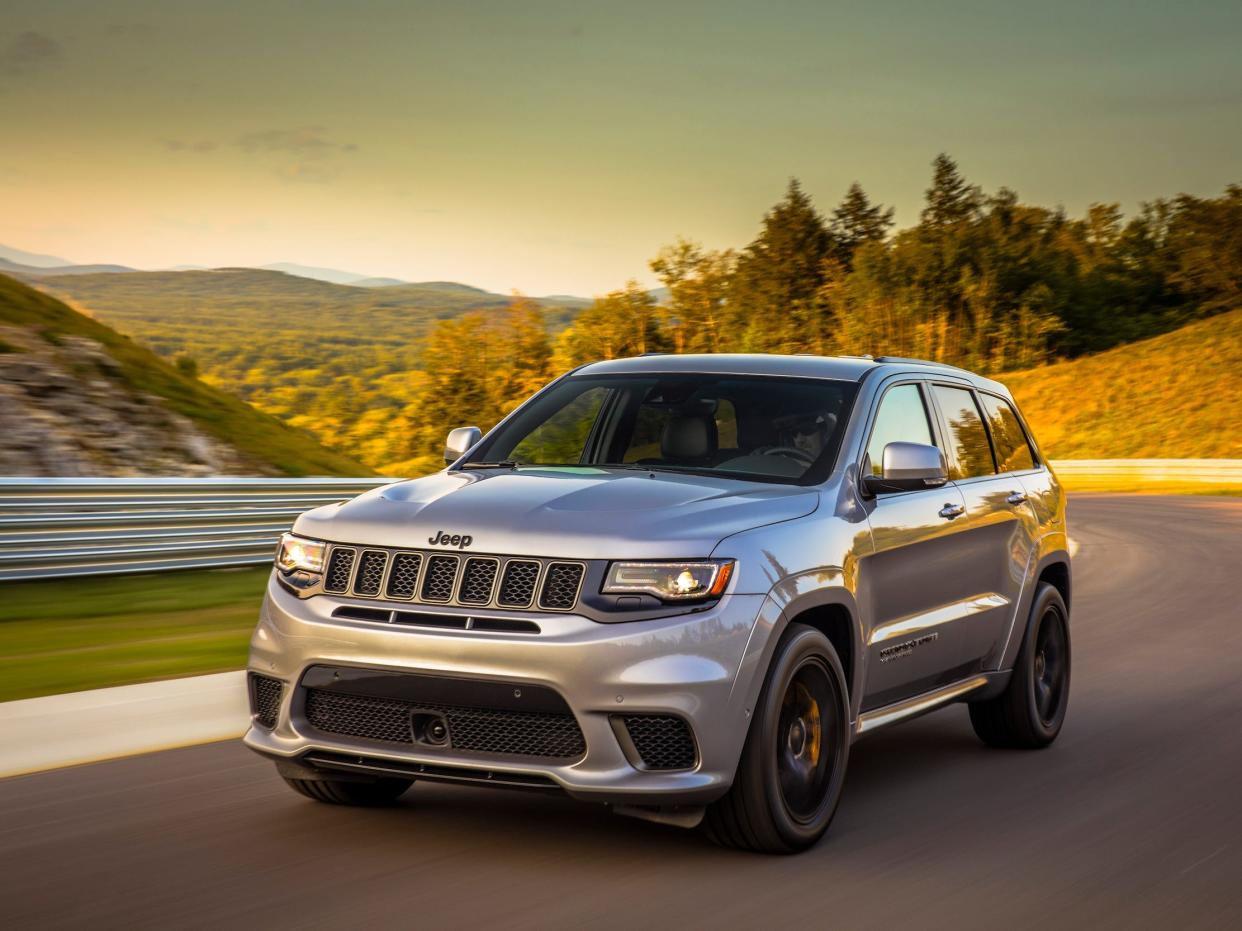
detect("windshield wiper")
(459, 460), (519, 470)
(596, 463), (712, 476)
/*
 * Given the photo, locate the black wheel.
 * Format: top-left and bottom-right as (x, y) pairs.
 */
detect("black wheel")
(969, 582), (1071, 748)
(704, 624), (850, 854)
(282, 775), (413, 806)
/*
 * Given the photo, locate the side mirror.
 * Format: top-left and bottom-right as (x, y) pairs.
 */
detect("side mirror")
(862, 441), (947, 496)
(444, 426), (482, 465)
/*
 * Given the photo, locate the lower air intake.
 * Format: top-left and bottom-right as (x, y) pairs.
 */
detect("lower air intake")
(304, 688), (586, 761)
(249, 674), (283, 729)
(622, 714), (697, 770)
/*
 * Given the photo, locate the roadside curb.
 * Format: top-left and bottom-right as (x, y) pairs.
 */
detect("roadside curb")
(0, 671), (248, 778)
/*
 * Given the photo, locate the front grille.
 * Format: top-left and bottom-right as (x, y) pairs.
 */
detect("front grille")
(249, 674), (283, 729)
(458, 557), (499, 605)
(622, 714), (697, 770)
(385, 552), (422, 599)
(304, 688), (586, 760)
(320, 544), (587, 612)
(539, 562), (585, 610)
(354, 550), (388, 596)
(497, 560), (540, 607)
(420, 555), (458, 602)
(324, 547), (356, 593)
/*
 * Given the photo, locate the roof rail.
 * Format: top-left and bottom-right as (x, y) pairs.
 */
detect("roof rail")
(872, 356), (972, 372)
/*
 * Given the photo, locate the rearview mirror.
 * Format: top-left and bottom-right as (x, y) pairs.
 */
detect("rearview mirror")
(862, 441), (947, 496)
(444, 426), (482, 465)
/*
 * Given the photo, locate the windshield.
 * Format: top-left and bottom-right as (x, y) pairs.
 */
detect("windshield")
(464, 373), (858, 485)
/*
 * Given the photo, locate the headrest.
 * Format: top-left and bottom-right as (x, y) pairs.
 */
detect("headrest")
(661, 414), (718, 460)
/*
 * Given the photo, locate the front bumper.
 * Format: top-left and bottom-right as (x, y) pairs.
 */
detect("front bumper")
(244, 575), (769, 806)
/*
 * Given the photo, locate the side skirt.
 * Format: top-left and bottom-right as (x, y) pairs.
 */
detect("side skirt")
(852, 671), (1010, 739)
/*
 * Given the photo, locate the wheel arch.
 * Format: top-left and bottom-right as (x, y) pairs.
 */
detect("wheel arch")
(751, 576), (865, 723)
(998, 548), (1072, 670)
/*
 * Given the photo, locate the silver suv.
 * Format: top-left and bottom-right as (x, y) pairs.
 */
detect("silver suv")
(246, 354), (1071, 853)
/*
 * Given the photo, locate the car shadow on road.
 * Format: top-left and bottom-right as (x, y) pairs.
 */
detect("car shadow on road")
(249, 708), (1004, 860)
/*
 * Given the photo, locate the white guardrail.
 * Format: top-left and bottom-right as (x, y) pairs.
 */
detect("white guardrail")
(0, 463), (1238, 582)
(0, 477), (395, 582)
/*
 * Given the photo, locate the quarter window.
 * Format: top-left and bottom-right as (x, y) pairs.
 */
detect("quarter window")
(865, 384), (934, 477)
(932, 385), (996, 480)
(980, 395), (1036, 472)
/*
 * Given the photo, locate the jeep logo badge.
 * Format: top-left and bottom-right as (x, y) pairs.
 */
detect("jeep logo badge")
(428, 531), (473, 549)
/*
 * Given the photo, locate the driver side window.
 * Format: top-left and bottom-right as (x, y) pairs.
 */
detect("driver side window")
(865, 384), (934, 477)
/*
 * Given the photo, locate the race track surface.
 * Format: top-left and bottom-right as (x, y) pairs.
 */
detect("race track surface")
(3, 495), (1240, 929)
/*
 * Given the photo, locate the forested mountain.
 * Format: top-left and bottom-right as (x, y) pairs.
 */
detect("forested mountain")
(0, 274), (369, 476)
(20, 155), (1241, 475)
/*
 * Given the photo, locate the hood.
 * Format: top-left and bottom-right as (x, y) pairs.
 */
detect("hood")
(293, 467), (819, 559)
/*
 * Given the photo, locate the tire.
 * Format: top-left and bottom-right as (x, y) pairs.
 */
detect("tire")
(282, 774), (413, 806)
(703, 624), (851, 854)
(969, 582), (1071, 749)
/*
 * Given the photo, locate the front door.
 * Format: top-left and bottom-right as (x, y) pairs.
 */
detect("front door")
(857, 381), (981, 711)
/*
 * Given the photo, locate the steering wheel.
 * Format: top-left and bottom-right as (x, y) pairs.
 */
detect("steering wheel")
(753, 445), (815, 465)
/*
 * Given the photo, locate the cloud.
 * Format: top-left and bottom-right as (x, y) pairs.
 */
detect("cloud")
(236, 127), (357, 156)
(163, 139), (217, 153)
(0, 31), (61, 76)
(235, 127), (357, 183)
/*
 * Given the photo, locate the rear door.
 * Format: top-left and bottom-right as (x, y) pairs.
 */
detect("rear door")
(928, 383), (1039, 674)
(857, 379), (973, 711)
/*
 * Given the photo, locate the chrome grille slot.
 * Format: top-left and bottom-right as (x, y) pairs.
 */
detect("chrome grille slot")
(353, 549), (389, 596)
(385, 552), (422, 600)
(420, 554), (459, 603)
(497, 560), (540, 607)
(539, 562), (585, 610)
(458, 557), (499, 605)
(324, 547), (356, 593)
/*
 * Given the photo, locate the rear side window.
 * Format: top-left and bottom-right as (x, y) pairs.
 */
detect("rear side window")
(980, 395), (1036, 472)
(932, 385), (996, 480)
(865, 384), (934, 476)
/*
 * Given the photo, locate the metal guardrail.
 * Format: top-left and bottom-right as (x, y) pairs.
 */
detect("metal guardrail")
(1048, 459), (1242, 491)
(0, 477), (396, 581)
(0, 463), (1238, 582)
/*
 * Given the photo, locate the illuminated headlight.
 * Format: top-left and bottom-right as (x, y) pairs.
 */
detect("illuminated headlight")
(603, 560), (734, 601)
(275, 532), (327, 574)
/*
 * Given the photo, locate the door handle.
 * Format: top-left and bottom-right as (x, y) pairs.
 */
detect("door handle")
(938, 502), (965, 520)
(1006, 491), (1027, 506)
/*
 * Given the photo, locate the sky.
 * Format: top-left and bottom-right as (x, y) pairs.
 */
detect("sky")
(1, 0), (1239, 295)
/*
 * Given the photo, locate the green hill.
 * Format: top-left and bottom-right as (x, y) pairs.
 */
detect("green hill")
(1005, 308), (1242, 460)
(21, 267), (586, 470)
(0, 274), (371, 476)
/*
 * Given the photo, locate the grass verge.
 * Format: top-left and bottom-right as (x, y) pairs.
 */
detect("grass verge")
(0, 566), (268, 703)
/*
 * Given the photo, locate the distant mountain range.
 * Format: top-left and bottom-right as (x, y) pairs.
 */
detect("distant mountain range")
(0, 242), (591, 301)
(0, 243), (75, 268)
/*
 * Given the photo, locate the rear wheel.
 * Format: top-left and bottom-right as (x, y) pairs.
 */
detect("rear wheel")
(704, 625), (850, 854)
(969, 582), (1070, 748)
(282, 775), (413, 806)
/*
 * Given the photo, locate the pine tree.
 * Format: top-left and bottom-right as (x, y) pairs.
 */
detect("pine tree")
(730, 178), (835, 350)
(830, 182), (894, 267)
(921, 154), (982, 228)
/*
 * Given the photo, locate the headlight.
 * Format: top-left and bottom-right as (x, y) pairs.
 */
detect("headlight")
(603, 560), (734, 601)
(275, 533), (327, 574)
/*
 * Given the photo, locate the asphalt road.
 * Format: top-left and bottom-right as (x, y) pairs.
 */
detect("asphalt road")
(3, 495), (1241, 930)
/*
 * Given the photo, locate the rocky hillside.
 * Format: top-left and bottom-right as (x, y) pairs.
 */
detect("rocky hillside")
(0, 274), (371, 477)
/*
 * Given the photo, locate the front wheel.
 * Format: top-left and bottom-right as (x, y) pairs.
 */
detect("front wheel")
(969, 582), (1071, 748)
(704, 624), (850, 854)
